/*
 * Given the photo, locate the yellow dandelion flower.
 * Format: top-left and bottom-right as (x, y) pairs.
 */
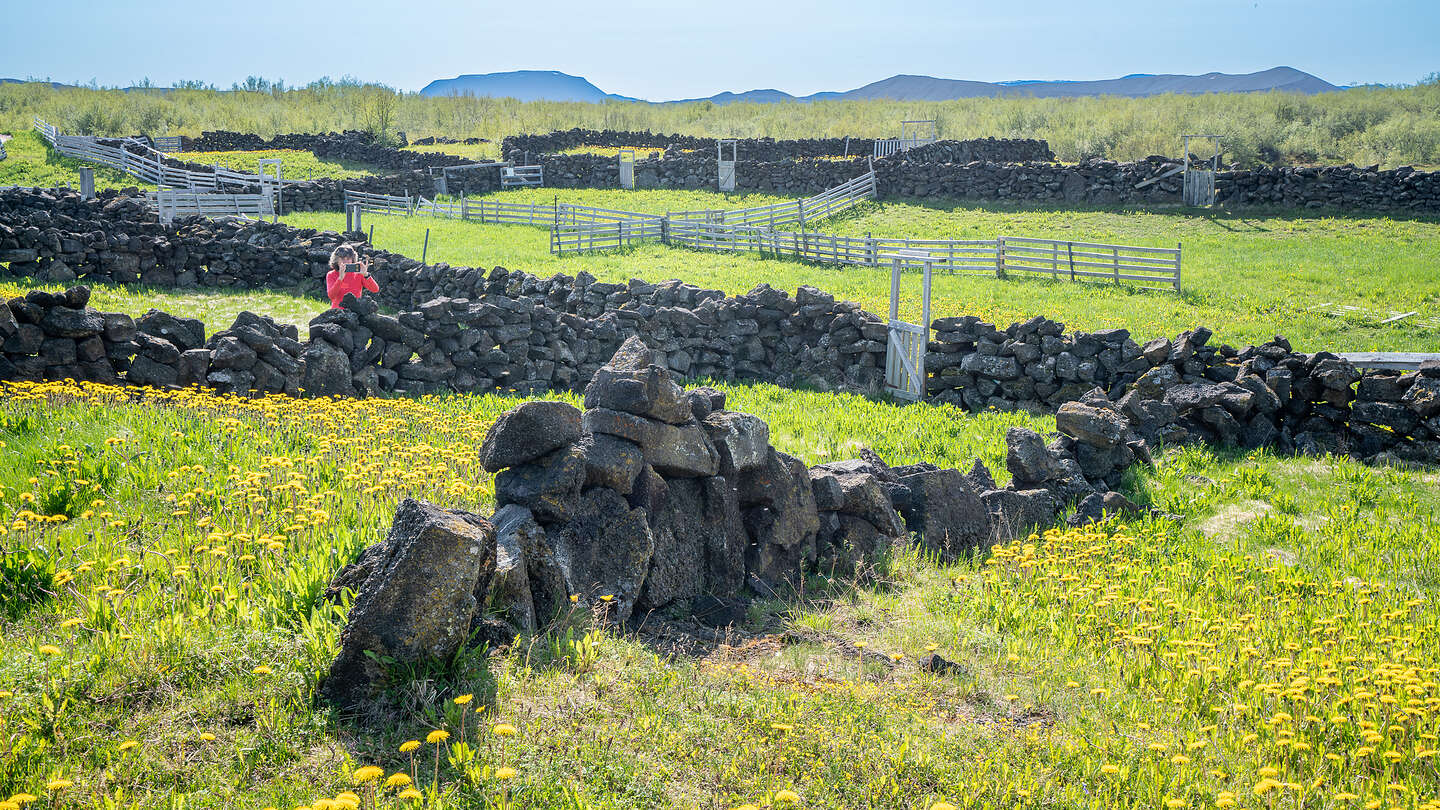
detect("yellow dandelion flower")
(252, 665), (273, 675)
(1164, 799), (1186, 809)
(495, 767), (517, 780)
(118, 740), (140, 751)
(45, 781), (72, 792)
(352, 765), (383, 784)
(1100, 764), (1120, 775)
(774, 789), (801, 805)
(399, 740), (421, 753)
(425, 729), (450, 745)
(384, 774), (412, 790)
(492, 723), (517, 737)
(930, 803), (957, 810)
(397, 789), (422, 801)
(38, 645), (63, 656)
(453, 693), (473, 705)
(199, 732), (217, 741)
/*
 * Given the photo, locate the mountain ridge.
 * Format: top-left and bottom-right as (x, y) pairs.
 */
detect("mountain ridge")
(420, 66), (1341, 103)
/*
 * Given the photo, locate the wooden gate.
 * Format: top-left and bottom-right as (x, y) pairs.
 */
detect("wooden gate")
(619, 148), (635, 189)
(717, 139), (736, 192)
(257, 158), (283, 221)
(884, 250), (933, 401)
(1182, 134), (1220, 207)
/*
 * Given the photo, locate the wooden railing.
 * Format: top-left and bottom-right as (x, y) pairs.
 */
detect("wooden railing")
(34, 117), (297, 191)
(147, 189), (276, 225)
(997, 237), (1182, 292)
(663, 224), (1181, 292)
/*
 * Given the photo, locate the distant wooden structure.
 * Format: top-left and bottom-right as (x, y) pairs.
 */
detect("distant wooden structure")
(717, 140), (737, 192)
(874, 120), (938, 158)
(619, 148), (636, 190)
(1183, 134), (1221, 207)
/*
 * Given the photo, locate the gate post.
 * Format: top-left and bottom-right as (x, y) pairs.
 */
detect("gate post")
(996, 238), (1007, 278)
(78, 167), (95, 200)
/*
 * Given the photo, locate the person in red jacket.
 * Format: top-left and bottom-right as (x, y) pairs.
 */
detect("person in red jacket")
(325, 245), (379, 309)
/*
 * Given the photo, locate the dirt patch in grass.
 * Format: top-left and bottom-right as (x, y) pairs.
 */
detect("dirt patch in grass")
(1199, 499), (1273, 541)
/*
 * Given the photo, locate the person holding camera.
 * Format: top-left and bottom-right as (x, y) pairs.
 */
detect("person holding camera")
(325, 245), (380, 309)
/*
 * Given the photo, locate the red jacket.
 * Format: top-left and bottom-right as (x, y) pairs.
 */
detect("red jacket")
(326, 269), (379, 309)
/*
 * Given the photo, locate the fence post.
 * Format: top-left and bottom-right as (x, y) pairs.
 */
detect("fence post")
(460, 194), (468, 221)
(1112, 247), (1120, 284)
(1175, 241), (1182, 294)
(422, 228), (430, 264)
(78, 167), (94, 200)
(996, 238), (1006, 278)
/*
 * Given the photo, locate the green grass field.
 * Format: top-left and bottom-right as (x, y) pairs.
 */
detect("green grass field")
(179, 149), (385, 181)
(3, 375), (1437, 809)
(0, 280), (326, 339)
(283, 189), (1440, 353)
(0, 131), (152, 191)
(403, 143), (501, 162)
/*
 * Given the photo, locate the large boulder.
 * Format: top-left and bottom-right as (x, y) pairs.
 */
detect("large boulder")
(300, 339), (353, 397)
(809, 465), (905, 537)
(981, 488), (1061, 541)
(578, 433), (645, 494)
(638, 475), (748, 611)
(1056, 401), (1132, 449)
(894, 467), (991, 556)
(583, 407), (718, 478)
(546, 488), (655, 622)
(494, 443), (586, 524)
(1006, 427), (1061, 486)
(816, 513), (897, 576)
(479, 401), (583, 472)
(492, 505), (569, 628)
(737, 449), (820, 585)
(488, 512), (535, 633)
(322, 499), (497, 710)
(701, 411), (771, 474)
(583, 335), (692, 424)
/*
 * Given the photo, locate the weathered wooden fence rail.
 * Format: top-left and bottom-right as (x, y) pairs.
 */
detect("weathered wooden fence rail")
(997, 237), (1182, 292)
(34, 117), (298, 192)
(147, 189), (276, 225)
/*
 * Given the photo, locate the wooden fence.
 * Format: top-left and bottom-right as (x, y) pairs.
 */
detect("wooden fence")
(147, 189), (276, 224)
(667, 168), (877, 230)
(551, 218), (666, 255)
(997, 237), (1182, 292)
(663, 223), (1180, 292)
(34, 117), (296, 192)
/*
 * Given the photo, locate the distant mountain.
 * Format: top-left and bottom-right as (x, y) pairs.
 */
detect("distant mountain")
(1, 77), (72, 89)
(420, 66), (1340, 104)
(419, 70), (638, 102)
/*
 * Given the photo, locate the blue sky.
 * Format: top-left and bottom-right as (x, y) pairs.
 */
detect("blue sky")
(2, 0), (1435, 98)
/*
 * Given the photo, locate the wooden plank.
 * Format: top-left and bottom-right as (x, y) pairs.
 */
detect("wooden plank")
(1338, 352), (1439, 370)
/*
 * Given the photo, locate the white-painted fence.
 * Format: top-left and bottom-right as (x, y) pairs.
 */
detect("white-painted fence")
(997, 237), (1182, 292)
(34, 117), (298, 191)
(147, 189), (275, 224)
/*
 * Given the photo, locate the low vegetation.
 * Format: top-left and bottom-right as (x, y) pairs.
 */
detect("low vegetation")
(3, 77), (1440, 167)
(179, 148), (385, 181)
(0, 131), (151, 191)
(0, 280), (324, 338)
(2, 371), (1437, 808)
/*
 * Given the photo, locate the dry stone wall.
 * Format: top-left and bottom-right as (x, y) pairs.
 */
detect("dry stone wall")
(501, 130), (1054, 164)
(4, 186), (1437, 473)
